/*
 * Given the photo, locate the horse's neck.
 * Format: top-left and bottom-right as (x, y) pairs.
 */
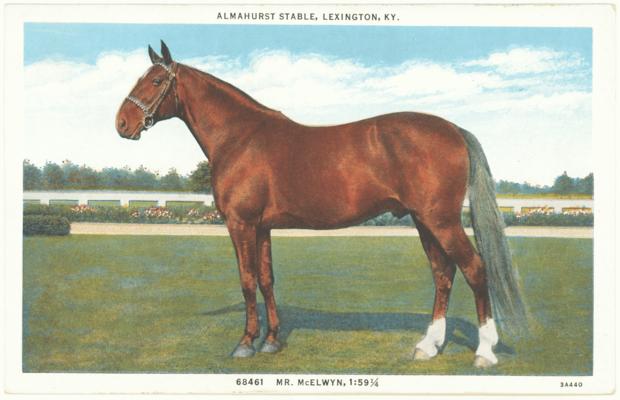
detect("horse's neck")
(176, 64), (282, 163)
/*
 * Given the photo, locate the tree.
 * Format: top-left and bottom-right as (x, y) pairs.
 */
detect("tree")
(78, 165), (100, 189)
(161, 168), (184, 191)
(42, 162), (65, 189)
(552, 171), (575, 194)
(496, 179), (548, 195)
(521, 182), (550, 194)
(23, 160), (42, 190)
(131, 166), (158, 190)
(100, 166), (133, 190)
(496, 180), (521, 194)
(61, 160), (81, 188)
(579, 173), (594, 195)
(188, 161), (212, 193)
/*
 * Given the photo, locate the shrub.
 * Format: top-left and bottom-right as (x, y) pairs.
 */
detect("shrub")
(513, 212), (593, 227)
(24, 203), (72, 217)
(362, 213), (414, 227)
(461, 211), (472, 227)
(129, 206), (177, 224)
(87, 205), (133, 223)
(23, 215), (70, 236)
(185, 207), (224, 224)
(463, 210), (592, 227)
(21, 204), (592, 227)
(23, 203), (224, 225)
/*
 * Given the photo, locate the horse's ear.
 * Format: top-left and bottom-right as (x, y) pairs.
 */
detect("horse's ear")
(148, 45), (162, 64)
(160, 40), (173, 65)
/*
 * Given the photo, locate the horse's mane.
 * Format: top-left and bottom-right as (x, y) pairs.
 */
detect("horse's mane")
(182, 64), (286, 119)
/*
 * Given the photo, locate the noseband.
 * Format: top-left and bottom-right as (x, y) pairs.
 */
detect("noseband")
(126, 62), (177, 130)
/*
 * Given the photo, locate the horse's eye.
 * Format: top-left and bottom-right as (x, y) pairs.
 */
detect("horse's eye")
(153, 78), (162, 86)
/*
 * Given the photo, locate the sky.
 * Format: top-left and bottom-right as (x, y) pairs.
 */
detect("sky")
(24, 23), (592, 185)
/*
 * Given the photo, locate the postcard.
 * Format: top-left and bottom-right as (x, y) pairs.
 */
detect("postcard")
(3, 1), (616, 397)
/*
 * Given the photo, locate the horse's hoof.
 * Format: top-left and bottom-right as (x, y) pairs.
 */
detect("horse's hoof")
(413, 348), (432, 361)
(259, 340), (282, 353)
(473, 355), (497, 368)
(231, 344), (256, 358)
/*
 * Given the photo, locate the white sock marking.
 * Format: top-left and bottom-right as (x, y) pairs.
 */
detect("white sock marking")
(415, 318), (446, 358)
(475, 318), (499, 365)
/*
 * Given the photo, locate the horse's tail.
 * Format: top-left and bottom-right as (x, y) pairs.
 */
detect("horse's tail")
(460, 128), (528, 335)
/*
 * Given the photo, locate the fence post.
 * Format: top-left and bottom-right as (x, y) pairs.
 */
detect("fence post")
(119, 195), (130, 207)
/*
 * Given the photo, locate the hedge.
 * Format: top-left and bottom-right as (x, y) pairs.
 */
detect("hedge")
(22, 204), (593, 227)
(23, 215), (71, 236)
(370, 211), (593, 228)
(23, 203), (224, 225)
(362, 213), (413, 227)
(506, 212), (593, 227)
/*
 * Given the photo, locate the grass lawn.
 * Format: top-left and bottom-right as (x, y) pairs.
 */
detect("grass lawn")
(23, 235), (592, 375)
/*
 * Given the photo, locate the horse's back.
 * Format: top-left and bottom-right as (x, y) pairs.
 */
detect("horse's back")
(287, 112), (467, 167)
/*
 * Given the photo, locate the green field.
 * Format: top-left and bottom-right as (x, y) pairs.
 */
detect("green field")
(23, 235), (592, 375)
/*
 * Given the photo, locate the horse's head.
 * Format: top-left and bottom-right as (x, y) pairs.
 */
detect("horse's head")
(115, 41), (179, 140)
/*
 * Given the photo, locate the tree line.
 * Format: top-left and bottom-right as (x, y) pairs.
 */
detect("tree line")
(24, 160), (592, 195)
(23, 160), (212, 193)
(496, 171), (593, 195)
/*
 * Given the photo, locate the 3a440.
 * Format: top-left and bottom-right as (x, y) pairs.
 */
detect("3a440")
(560, 381), (583, 388)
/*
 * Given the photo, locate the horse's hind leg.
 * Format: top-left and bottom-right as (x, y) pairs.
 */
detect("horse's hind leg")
(417, 218), (499, 367)
(413, 218), (456, 360)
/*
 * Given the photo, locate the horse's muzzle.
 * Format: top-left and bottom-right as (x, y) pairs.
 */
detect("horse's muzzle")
(116, 116), (143, 140)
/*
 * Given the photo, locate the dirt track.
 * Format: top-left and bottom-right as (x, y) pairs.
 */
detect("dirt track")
(70, 223), (593, 238)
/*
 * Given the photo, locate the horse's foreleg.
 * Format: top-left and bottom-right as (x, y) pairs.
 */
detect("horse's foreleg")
(256, 228), (282, 353)
(413, 220), (456, 360)
(228, 221), (260, 358)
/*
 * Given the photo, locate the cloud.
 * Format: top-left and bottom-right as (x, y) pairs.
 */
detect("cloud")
(190, 49), (589, 123)
(24, 50), (207, 176)
(463, 47), (584, 75)
(24, 46), (591, 185)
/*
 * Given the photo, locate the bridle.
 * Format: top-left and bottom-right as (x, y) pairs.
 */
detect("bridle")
(126, 62), (178, 130)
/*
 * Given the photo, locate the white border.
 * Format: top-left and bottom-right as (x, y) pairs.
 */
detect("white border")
(2, 2), (616, 396)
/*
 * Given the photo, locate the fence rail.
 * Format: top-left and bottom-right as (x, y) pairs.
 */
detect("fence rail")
(24, 190), (215, 207)
(488, 198), (592, 214)
(23, 190), (593, 214)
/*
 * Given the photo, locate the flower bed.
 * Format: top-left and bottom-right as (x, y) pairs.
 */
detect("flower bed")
(23, 204), (224, 225)
(460, 207), (593, 227)
(508, 207), (593, 227)
(23, 204), (592, 227)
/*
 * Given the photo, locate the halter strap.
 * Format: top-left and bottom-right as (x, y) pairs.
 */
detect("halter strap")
(153, 62), (175, 74)
(126, 62), (177, 130)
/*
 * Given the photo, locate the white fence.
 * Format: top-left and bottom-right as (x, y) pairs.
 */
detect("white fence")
(24, 190), (214, 207)
(23, 190), (592, 213)
(469, 198), (593, 213)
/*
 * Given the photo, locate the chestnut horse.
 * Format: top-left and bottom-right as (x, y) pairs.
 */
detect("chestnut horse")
(116, 41), (527, 367)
